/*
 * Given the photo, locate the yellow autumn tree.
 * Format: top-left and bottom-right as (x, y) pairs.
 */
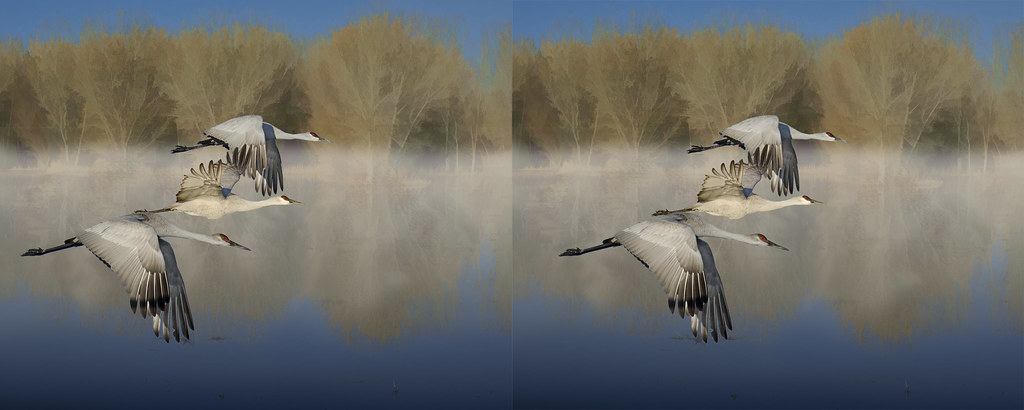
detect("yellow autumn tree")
(512, 39), (561, 167)
(539, 37), (598, 165)
(584, 22), (686, 163)
(24, 38), (85, 164)
(674, 24), (811, 138)
(0, 40), (24, 156)
(158, 24), (299, 140)
(0, 40), (19, 96)
(73, 24), (174, 159)
(302, 14), (466, 173)
(993, 23), (1023, 150)
(482, 24), (513, 154)
(813, 14), (977, 152)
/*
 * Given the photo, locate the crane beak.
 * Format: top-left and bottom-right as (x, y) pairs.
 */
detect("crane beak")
(766, 239), (789, 251)
(834, 135), (847, 143)
(286, 198), (303, 204)
(229, 241), (252, 251)
(808, 198), (824, 204)
(319, 137), (332, 143)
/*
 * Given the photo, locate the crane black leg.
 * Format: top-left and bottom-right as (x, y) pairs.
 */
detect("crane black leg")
(719, 136), (746, 150)
(22, 238), (83, 256)
(560, 238), (621, 256)
(171, 144), (199, 153)
(652, 206), (696, 216)
(134, 208), (172, 214)
(171, 136), (229, 153)
(687, 135), (746, 153)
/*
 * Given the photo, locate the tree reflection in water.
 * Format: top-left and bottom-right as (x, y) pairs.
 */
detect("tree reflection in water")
(3, 150), (512, 343)
(517, 150), (1023, 343)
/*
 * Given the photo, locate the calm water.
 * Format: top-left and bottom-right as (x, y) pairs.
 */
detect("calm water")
(1, 151), (512, 407)
(2, 150), (1022, 408)
(512, 151), (1023, 409)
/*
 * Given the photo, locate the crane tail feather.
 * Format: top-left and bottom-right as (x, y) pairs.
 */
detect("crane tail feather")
(716, 296), (728, 340)
(721, 291), (732, 330)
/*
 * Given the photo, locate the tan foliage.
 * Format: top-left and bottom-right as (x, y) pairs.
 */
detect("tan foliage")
(454, 24), (513, 172)
(539, 38), (597, 165)
(302, 14), (466, 161)
(0, 40), (20, 95)
(512, 39), (562, 166)
(584, 24), (686, 161)
(813, 14), (977, 152)
(5, 11), (1016, 172)
(24, 38), (84, 164)
(512, 40), (535, 97)
(73, 25), (174, 156)
(0, 40), (25, 156)
(994, 23), (1023, 149)
(158, 24), (299, 140)
(461, 77), (488, 171)
(482, 24), (513, 152)
(7, 15), (503, 171)
(517, 14), (1015, 167)
(675, 24), (811, 137)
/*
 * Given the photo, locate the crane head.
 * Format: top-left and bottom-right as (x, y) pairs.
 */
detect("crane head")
(309, 131), (331, 143)
(801, 195), (824, 204)
(753, 233), (789, 251)
(215, 233), (251, 251)
(280, 195), (303, 204)
(824, 131), (846, 143)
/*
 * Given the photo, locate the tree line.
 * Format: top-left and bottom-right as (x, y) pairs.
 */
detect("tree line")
(2, 12), (1020, 172)
(514, 14), (1023, 170)
(0, 14), (511, 171)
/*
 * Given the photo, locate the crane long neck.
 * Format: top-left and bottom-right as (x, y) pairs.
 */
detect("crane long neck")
(275, 129), (298, 140)
(788, 127), (830, 141)
(750, 196), (806, 212)
(270, 125), (313, 141)
(226, 196), (286, 212)
(693, 223), (761, 246)
(158, 223), (222, 246)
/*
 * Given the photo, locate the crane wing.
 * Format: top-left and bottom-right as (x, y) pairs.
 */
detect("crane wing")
(218, 159), (242, 195)
(720, 115), (780, 148)
(203, 115), (265, 147)
(151, 239), (195, 343)
(689, 238), (732, 343)
(758, 123), (800, 196)
(226, 122), (283, 196)
(738, 161), (764, 197)
(719, 116), (790, 195)
(202, 115), (282, 196)
(176, 160), (240, 202)
(76, 215), (169, 319)
(615, 218), (709, 318)
(697, 160), (748, 202)
(696, 160), (764, 201)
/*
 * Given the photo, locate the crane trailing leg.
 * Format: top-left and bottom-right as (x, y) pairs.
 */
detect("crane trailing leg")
(133, 207), (173, 214)
(559, 237), (621, 256)
(687, 135), (746, 153)
(171, 136), (229, 153)
(22, 237), (83, 256)
(651, 206), (696, 216)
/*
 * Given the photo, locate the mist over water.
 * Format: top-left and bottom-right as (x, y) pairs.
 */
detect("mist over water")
(1, 149), (512, 407)
(513, 148), (1023, 408)
(1, 147), (1021, 408)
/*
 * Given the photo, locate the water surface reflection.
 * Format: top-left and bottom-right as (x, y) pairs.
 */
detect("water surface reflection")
(2, 151), (512, 407)
(513, 151), (1023, 408)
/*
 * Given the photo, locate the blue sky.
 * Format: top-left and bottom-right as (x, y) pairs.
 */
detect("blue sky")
(1, 1), (1018, 64)
(0, 0), (512, 63)
(514, 0), (1023, 65)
